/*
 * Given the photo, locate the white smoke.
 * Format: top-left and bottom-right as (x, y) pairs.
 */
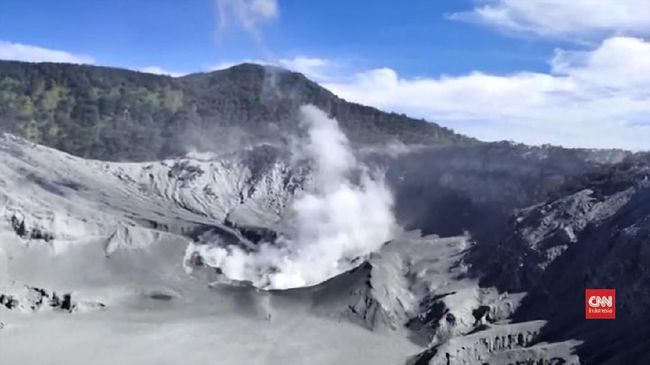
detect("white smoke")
(185, 105), (395, 289)
(215, 0), (278, 43)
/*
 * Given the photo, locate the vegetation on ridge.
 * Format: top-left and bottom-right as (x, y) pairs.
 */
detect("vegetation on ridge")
(0, 60), (472, 161)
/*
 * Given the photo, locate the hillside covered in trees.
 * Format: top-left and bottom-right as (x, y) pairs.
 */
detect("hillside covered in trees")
(0, 60), (473, 161)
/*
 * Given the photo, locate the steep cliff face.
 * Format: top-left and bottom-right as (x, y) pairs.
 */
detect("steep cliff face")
(467, 154), (650, 364)
(375, 142), (626, 245)
(0, 133), (298, 244)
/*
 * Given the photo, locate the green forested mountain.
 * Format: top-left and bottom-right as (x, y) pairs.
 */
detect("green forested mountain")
(0, 60), (473, 161)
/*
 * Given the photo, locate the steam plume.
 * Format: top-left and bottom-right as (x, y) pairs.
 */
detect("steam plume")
(215, 0), (278, 44)
(186, 105), (394, 289)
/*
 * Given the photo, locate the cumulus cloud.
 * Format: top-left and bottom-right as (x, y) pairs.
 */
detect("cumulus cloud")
(323, 36), (650, 150)
(450, 0), (650, 39)
(551, 37), (650, 91)
(0, 40), (94, 64)
(186, 105), (395, 289)
(215, 0), (278, 42)
(138, 66), (186, 77)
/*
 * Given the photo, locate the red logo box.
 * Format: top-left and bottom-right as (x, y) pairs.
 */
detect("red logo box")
(585, 289), (615, 319)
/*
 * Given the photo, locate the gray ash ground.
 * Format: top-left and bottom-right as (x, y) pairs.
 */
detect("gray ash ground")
(1, 131), (648, 364)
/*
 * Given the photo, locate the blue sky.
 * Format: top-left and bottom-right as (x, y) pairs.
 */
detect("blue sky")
(0, 0), (559, 75)
(1, 0), (649, 150)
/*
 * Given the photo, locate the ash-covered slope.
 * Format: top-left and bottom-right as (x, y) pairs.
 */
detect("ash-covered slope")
(0, 127), (544, 365)
(468, 153), (650, 364)
(0, 60), (471, 161)
(374, 142), (628, 245)
(0, 119), (416, 365)
(0, 132), (298, 245)
(0, 110), (588, 364)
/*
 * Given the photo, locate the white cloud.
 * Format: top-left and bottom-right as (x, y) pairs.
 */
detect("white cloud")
(215, 0), (278, 42)
(138, 66), (186, 77)
(323, 37), (650, 150)
(451, 0), (650, 39)
(277, 57), (331, 81)
(0, 40), (94, 64)
(551, 37), (650, 91)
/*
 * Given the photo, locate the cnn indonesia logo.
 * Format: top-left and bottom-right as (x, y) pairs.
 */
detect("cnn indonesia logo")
(585, 289), (615, 320)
